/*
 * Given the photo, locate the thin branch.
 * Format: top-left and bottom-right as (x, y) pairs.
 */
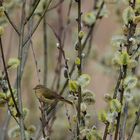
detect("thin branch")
(47, 0), (64, 11)
(0, 110), (10, 140)
(17, 0), (27, 139)
(60, 1), (105, 96)
(43, 2), (48, 86)
(31, 41), (41, 83)
(127, 104), (140, 140)
(4, 11), (20, 35)
(114, 65), (127, 140)
(0, 38), (21, 116)
(120, 101), (128, 140)
(76, 0), (82, 139)
(23, 0), (53, 48)
(24, 0), (41, 25)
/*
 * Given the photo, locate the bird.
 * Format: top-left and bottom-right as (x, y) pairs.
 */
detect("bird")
(33, 84), (73, 105)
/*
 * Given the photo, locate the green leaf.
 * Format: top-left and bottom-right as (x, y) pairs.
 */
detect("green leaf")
(123, 6), (135, 24)
(0, 92), (6, 99)
(7, 88), (17, 98)
(11, 108), (17, 117)
(98, 111), (107, 123)
(0, 6), (4, 17)
(124, 76), (138, 89)
(87, 129), (102, 140)
(0, 26), (4, 36)
(75, 57), (80, 66)
(110, 99), (121, 113)
(8, 58), (20, 69)
(69, 80), (79, 92)
(120, 50), (130, 65)
(77, 74), (91, 87)
(108, 122), (116, 134)
(8, 97), (15, 106)
(0, 99), (6, 107)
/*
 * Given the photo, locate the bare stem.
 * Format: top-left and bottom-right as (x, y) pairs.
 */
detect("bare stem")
(0, 38), (21, 116)
(23, 0), (53, 48)
(127, 105), (140, 140)
(24, 0), (41, 25)
(43, 2), (48, 86)
(76, 0), (82, 139)
(17, 0), (26, 139)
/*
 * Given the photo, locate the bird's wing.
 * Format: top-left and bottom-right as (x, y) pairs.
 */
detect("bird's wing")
(42, 88), (63, 100)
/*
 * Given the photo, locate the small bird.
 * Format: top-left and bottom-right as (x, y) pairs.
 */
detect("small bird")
(33, 85), (73, 105)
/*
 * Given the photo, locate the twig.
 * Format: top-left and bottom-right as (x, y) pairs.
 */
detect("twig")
(127, 104), (140, 140)
(45, 1), (105, 119)
(120, 101), (128, 140)
(17, 0), (27, 139)
(47, 0), (64, 12)
(76, 0), (82, 139)
(54, 0), (64, 91)
(43, 2), (48, 86)
(103, 0), (137, 139)
(114, 66), (127, 140)
(114, 1), (136, 139)
(0, 110), (10, 140)
(24, 0), (41, 25)
(0, 38), (21, 116)
(22, 0), (53, 48)
(4, 11), (20, 35)
(31, 42), (40, 84)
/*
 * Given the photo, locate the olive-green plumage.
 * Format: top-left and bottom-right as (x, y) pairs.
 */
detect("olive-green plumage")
(33, 85), (72, 105)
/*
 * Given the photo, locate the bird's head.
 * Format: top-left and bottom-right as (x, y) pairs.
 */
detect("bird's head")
(33, 85), (44, 90)
(33, 84), (46, 93)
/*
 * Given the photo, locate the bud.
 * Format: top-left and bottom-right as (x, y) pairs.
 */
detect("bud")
(74, 42), (79, 50)
(104, 93), (112, 102)
(133, 15), (140, 24)
(81, 53), (85, 58)
(78, 31), (85, 39)
(122, 25), (128, 35)
(81, 102), (87, 113)
(56, 43), (60, 48)
(0, 26), (4, 36)
(75, 57), (80, 66)
(0, 6), (4, 17)
(64, 69), (68, 78)
(27, 125), (36, 133)
(92, 125), (97, 130)
(98, 111), (107, 123)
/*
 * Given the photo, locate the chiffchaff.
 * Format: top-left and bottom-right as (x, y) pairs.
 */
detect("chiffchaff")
(33, 85), (72, 105)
